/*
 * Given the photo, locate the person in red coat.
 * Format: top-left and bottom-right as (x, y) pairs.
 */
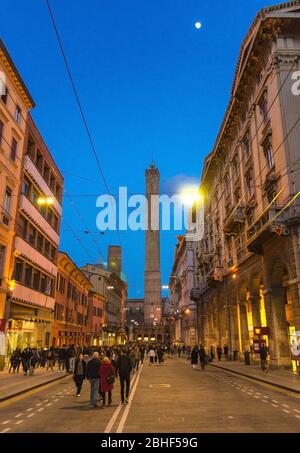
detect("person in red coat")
(99, 356), (115, 406)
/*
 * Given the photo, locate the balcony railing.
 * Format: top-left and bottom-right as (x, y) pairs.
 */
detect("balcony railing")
(247, 205), (286, 254)
(223, 206), (245, 234)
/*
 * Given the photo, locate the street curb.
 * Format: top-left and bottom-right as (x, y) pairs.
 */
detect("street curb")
(0, 373), (71, 403)
(209, 363), (300, 395)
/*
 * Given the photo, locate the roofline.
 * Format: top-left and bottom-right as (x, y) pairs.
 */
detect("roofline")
(0, 38), (35, 108)
(58, 251), (92, 286)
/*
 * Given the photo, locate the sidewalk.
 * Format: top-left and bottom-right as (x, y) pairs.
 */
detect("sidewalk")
(0, 367), (70, 402)
(209, 360), (300, 394)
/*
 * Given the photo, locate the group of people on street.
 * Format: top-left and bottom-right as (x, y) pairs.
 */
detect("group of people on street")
(8, 345), (77, 376)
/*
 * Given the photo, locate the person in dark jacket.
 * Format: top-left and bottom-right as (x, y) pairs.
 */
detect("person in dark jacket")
(260, 343), (268, 372)
(199, 345), (206, 370)
(217, 345), (222, 361)
(86, 351), (101, 407)
(59, 346), (67, 372)
(157, 347), (164, 365)
(73, 354), (86, 396)
(224, 344), (229, 360)
(99, 356), (115, 406)
(22, 346), (33, 375)
(116, 350), (132, 404)
(191, 346), (199, 368)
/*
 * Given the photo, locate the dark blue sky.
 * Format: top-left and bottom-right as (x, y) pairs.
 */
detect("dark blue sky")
(2, 0), (277, 297)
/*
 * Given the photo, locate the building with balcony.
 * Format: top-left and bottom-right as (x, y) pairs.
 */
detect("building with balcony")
(169, 235), (197, 346)
(0, 39), (35, 368)
(193, 1), (300, 367)
(6, 115), (63, 355)
(52, 252), (91, 347)
(86, 290), (106, 347)
(81, 248), (128, 345)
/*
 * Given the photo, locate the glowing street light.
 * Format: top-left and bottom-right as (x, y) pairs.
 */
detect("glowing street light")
(195, 21), (202, 30)
(37, 197), (54, 206)
(162, 285), (169, 290)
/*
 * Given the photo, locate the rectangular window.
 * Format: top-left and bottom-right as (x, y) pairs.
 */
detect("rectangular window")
(243, 132), (251, 158)
(260, 98), (269, 124)
(19, 216), (27, 239)
(24, 265), (32, 287)
(11, 138), (17, 161)
(245, 170), (254, 197)
(47, 209), (53, 226)
(0, 120), (3, 147)
(22, 178), (31, 197)
(33, 270), (40, 291)
(53, 215), (59, 232)
(40, 275), (47, 294)
(263, 141), (274, 170)
(15, 105), (21, 125)
(0, 245), (6, 285)
(36, 150), (43, 173)
(44, 240), (50, 257)
(4, 187), (12, 214)
(37, 233), (43, 252)
(14, 259), (23, 283)
(1, 85), (8, 104)
(27, 224), (36, 246)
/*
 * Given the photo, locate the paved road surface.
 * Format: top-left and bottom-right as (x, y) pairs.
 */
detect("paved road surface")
(1, 357), (300, 433)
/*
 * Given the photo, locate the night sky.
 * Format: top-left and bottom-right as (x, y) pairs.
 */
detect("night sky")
(1, 0), (278, 297)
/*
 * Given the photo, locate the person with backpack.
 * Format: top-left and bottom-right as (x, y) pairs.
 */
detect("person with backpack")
(217, 345), (222, 361)
(22, 346), (33, 375)
(46, 346), (55, 371)
(191, 346), (199, 369)
(99, 356), (115, 407)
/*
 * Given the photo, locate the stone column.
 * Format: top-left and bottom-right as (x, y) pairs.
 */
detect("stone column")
(264, 289), (290, 367)
(239, 302), (250, 352)
(288, 284), (300, 331)
(229, 304), (240, 354)
(250, 295), (261, 328)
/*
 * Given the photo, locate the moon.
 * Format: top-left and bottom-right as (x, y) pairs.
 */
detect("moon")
(195, 21), (202, 29)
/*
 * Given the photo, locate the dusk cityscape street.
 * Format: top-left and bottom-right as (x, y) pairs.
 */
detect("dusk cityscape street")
(0, 0), (300, 440)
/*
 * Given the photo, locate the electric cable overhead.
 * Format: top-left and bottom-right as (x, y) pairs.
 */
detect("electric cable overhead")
(45, 0), (121, 247)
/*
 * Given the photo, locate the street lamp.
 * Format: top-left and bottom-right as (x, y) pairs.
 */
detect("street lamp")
(37, 196), (54, 206)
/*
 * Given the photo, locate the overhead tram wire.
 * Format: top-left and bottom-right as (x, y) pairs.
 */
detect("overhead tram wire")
(45, 0), (121, 247)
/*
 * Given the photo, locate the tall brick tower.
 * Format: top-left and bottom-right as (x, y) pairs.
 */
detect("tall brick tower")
(144, 162), (162, 328)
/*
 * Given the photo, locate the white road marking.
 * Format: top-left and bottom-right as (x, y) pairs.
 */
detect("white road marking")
(35, 403), (42, 407)
(272, 404), (279, 408)
(282, 404), (289, 408)
(272, 400), (279, 403)
(241, 390), (246, 393)
(16, 420), (24, 425)
(15, 413), (23, 418)
(256, 392), (261, 395)
(295, 415), (300, 419)
(26, 408), (33, 412)
(263, 396), (269, 399)
(294, 409), (300, 414)
(46, 403), (52, 407)
(262, 400), (269, 404)
(54, 399), (59, 402)
(248, 392), (253, 396)
(27, 413), (34, 418)
(44, 399), (49, 402)
(2, 420), (11, 425)
(58, 392), (62, 395)
(37, 408), (44, 412)
(116, 365), (143, 433)
(104, 370), (139, 434)
(254, 396), (259, 399)
(282, 409), (291, 414)
(1, 428), (11, 433)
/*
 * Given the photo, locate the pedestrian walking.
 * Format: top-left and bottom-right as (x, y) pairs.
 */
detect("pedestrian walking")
(22, 346), (32, 375)
(191, 346), (199, 369)
(116, 349), (132, 405)
(59, 345), (67, 372)
(148, 346), (155, 365)
(140, 345), (145, 364)
(99, 356), (115, 407)
(9, 350), (18, 373)
(260, 343), (269, 372)
(199, 345), (206, 370)
(46, 347), (55, 371)
(157, 347), (164, 365)
(217, 345), (222, 361)
(67, 345), (76, 373)
(86, 351), (101, 407)
(224, 344), (229, 360)
(73, 353), (86, 396)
